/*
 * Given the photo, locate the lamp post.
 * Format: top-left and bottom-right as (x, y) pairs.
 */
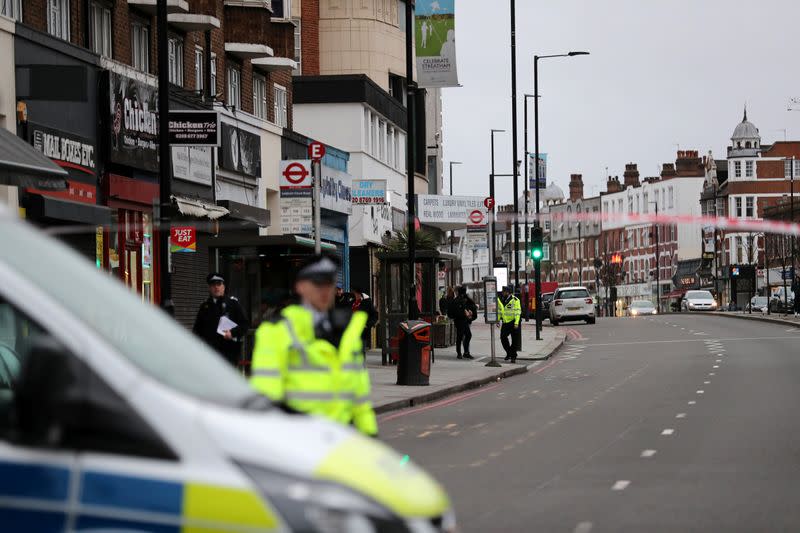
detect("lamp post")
(533, 51), (589, 338)
(156, 0), (173, 314)
(449, 161), (462, 253)
(490, 129), (505, 263)
(404, 0), (417, 320)
(523, 94), (536, 288)
(509, 0), (521, 293)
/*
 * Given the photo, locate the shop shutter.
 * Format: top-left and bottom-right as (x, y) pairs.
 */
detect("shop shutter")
(171, 238), (210, 330)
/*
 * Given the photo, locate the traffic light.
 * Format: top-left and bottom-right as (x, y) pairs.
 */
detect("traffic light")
(531, 226), (544, 261)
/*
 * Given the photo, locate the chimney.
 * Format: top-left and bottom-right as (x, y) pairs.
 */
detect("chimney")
(661, 163), (677, 180)
(623, 163), (640, 188)
(606, 175), (623, 194)
(675, 149), (703, 177)
(569, 174), (584, 201)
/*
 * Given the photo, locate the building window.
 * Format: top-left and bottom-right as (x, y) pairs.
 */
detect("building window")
(746, 196), (754, 218)
(292, 19), (302, 75)
(253, 74), (267, 120)
(131, 22), (150, 73)
(736, 236), (743, 264)
(168, 37), (184, 86)
(734, 161), (741, 178)
(371, 115), (378, 157)
(379, 120), (386, 162)
(194, 47), (204, 92)
(668, 186), (674, 208)
(47, 0), (70, 40)
(745, 160), (753, 178)
(210, 53), (217, 97)
(0, 0), (22, 21)
(735, 197), (742, 218)
(272, 0), (291, 19)
(363, 109), (371, 153)
(89, 2), (112, 57)
(643, 193), (649, 213)
(227, 66), (241, 109)
(387, 126), (395, 168)
(628, 196), (633, 213)
(398, 0), (406, 32)
(784, 159), (800, 178)
(274, 84), (288, 128)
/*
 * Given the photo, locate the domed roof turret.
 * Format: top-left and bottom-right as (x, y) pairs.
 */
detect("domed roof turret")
(542, 181), (565, 202)
(731, 107), (759, 141)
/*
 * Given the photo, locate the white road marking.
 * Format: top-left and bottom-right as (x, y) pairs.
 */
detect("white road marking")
(641, 449), (657, 458)
(709, 372), (715, 376)
(704, 381), (711, 384)
(662, 429), (675, 435)
(612, 480), (630, 491)
(713, 365), (719, 369)
(574, 522), (594, 533)
(716, 359), (722, 363)
(688, 400), (697, 405)
(697, 390), (705, 394)
(583, 335), (800, 347)
(676, 413), (687, 418)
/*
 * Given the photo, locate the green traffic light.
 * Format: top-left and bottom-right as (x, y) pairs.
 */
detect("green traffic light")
(532, 249), (542, 260)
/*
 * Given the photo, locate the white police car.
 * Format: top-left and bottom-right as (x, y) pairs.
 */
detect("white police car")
(0, 210), (455, 532)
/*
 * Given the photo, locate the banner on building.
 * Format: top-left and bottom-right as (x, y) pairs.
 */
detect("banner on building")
(528, 153), (547, 190)
(415, 0), (459, 88)
(170, 226), (197, 253)
(172, 146), (213, 186)
(219, 122), (260, 177)
(108, 71), (159, 172)
(279, 161), (313, 235)
(352, 179), (387, 205)
(416, 194), (484, 228)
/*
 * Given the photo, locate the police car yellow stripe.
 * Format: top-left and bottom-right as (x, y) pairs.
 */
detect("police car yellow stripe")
(182, 483), (279, 532)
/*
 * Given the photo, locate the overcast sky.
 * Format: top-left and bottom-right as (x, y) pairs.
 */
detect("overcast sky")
(440, 0), (800, 204)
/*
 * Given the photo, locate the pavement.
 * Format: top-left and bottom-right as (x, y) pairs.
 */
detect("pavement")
(368, 322), (566, 414)
(701, 310), (800, 328)
(380, 314), (800, 532)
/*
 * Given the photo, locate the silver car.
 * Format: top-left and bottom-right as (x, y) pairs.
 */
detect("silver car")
(628, 299), (657, 316)
(682, 290), (718, 312)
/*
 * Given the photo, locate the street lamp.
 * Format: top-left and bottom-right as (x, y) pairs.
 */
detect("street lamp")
(449, 161), (462, 254)
(489, 129), (505, 267)
(523, 93), (537, 288)
(532, 50), (590, 339)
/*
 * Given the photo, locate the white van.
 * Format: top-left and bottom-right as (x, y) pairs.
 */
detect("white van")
(0, 212), (454, 532)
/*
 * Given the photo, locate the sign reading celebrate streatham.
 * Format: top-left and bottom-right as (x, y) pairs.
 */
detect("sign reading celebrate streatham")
(415, 0), (459, 88)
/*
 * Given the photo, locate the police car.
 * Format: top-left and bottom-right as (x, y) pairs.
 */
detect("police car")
(0, 210), (455, 532)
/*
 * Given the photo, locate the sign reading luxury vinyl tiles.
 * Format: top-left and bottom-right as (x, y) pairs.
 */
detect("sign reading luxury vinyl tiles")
(279, 160), (313, 235)
(415, 0), (459, 88)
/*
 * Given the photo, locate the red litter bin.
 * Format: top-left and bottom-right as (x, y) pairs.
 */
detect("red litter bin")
(396, 320), (431, 386)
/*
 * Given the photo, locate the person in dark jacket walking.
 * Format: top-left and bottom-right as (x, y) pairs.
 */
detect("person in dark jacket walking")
(351, 286), (379, 354)
(193, 272), (250, 367)
(449, 286), (477, 359)
(335, 284), (354, 310)
(439, 287), (455, 316)
(793, 275), (800, 318)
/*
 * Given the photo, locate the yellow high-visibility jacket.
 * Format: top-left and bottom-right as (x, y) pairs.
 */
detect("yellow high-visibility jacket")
(250, 305), (378, 436)
(498, 295), (521, 327)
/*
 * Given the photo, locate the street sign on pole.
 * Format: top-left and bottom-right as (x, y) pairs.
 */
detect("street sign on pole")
(313, 160), (322, 254)
(308, 141), (326, 161)
(484, 197), (495, 210)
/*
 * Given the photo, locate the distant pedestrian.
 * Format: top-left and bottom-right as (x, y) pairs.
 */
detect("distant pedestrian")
(335, 284), (354, 310)
(793, 275), (800, 318)
(193, 272), (250, 367)
(498, 285), (521, 363)
(449, 286), (477, 359)
(352, 285), (379, 353)
(440, 286), (455, 316)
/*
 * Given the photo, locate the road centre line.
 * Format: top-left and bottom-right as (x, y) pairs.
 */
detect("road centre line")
(583, 335), (800, 347)
(641, 449), (657, 458)
(574, 522), (594, 533)
(676, 413), (686, 418)
(612, 480), (630, 491)
(662, 429), (675, 435)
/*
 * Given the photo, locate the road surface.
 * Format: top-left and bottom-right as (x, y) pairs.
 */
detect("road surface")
(381, 314), (800, 532)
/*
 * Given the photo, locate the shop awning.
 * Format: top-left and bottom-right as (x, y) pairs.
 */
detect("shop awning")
(217, 199), (270, 227)
(0, 128), (68, 190)
(26, 194), (112, 226)
(172, 195), (229, 220)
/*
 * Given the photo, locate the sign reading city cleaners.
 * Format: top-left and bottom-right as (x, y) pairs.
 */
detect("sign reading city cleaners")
(170, 226), (197, 253)
(352, 179), (387, 205)
(168, 110), (220, 147)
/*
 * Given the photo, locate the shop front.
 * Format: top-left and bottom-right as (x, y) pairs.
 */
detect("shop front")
(15, 25), (110, 256)
(101, 68), (160, 303)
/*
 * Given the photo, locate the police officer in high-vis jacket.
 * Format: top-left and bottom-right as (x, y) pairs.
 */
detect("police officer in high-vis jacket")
(498, 285), (521, 363)
(250, 255), (378, 437)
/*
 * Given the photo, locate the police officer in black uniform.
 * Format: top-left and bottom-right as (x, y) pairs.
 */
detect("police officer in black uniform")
(193, 272), (249, 367)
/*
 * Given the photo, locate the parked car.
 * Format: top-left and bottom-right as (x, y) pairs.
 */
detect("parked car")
(681, 290), (718, 312)
(550, 287), (596, 325)
(745, 296), (769, 313)
(628, 299), (657, 316)
(541, 292), (555, 317)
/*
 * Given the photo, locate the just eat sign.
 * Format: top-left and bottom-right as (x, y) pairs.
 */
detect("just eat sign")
(170, 226), (197, 253)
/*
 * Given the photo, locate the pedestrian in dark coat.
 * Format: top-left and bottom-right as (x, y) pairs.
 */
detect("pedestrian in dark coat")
(449, 286), (477, 359)
(193, 272), (250, 367)
(335, 284), (355, 310)
(439, 287), (455, 316)
(793, 275), (800, 318)
(352, 286), (379, 353)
